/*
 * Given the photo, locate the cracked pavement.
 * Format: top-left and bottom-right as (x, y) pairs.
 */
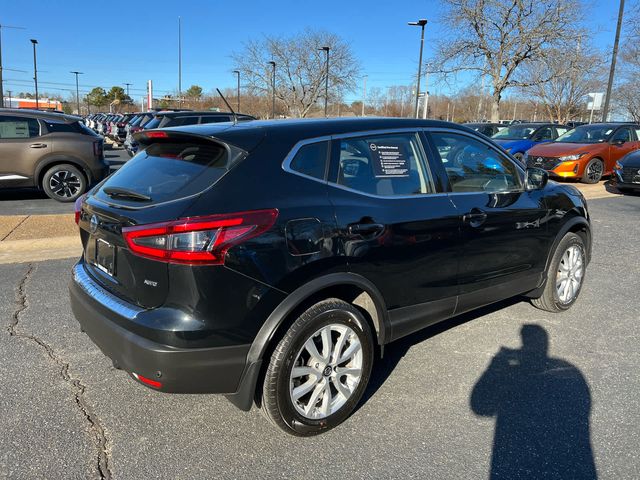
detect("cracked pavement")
(0, 195), (639, 479)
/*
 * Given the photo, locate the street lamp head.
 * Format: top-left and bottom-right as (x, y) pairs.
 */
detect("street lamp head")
(408, 19), (428, 27)
(30, 38), (38, 44)
(233, 70), (240, 74)
(319, 46), (330, 52)
(268, 61), (276, 67)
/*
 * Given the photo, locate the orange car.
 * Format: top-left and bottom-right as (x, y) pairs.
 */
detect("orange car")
(524, 123), (640, 183)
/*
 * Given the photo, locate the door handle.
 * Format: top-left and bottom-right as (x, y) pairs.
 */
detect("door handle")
(463, 208), (488, 228)
(29, 143), (47, 149)
(348, 223), (385, 236)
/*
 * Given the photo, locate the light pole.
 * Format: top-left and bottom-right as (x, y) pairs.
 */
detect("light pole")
(602, 0), (625, 121)
(408, 19), (428, 119)
(268, 61), (276, 119)
(30, 39), (38, 110)
(422, 65), (432, 119)
(70, 71), (83, 114)
(233, 70), (240, 112)
(124, 83), (132, 97)
(318, 46), (330, 117)
(178, 17), (182, 107)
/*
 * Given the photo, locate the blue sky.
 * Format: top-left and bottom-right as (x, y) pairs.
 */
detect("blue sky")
(0, 0), (626, 103)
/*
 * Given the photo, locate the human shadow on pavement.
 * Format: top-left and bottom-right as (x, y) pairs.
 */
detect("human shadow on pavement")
(360, 297), (522, 407)
(470, 324), (597, 479)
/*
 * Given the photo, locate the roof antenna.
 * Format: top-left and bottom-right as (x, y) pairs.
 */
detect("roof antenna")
(216, 88), (237, 125)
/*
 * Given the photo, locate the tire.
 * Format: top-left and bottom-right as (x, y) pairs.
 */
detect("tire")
(531, 233), (586, 312)
(261, 298), (374, 436)
(42, 164), (87, 203)
(581, 158), (604, 184)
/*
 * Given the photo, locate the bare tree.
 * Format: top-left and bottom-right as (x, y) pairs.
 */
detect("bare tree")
(436, 0), (583, 121)
(521, 42), (605, 123)
(232, 29), (360, 118)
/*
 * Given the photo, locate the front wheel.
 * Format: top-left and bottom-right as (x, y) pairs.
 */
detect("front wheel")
(42, 164), (87, 202)
(582, 158), (603, 184)
(531, 232), (586, 312)
(261, 298), (374, 436)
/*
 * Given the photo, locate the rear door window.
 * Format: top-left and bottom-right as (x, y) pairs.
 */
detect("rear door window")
(0, 116), (40, 138)
(335, 132), (433, 196)
(167, 116), (200, 127)
(200, 116), (232, 124)
(94, 140), (243, 206)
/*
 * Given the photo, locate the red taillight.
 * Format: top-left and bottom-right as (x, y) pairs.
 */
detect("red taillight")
(132, 372), (162, 389)
(122, 209), (279, 265)
(74, 193), (87, 224)
(145, 131), (168, 139)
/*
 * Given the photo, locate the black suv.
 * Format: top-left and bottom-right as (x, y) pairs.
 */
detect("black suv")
(70, 118), (591, 435)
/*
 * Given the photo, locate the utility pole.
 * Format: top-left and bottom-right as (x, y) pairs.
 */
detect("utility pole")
(318, 46), (330, 117)
(178, 17), (182, 107)
(0, 24), (26, 108)
(30, 39), (39, 109)
(602, 0), (625, 121)
(233, 70), (240, 112)
(6, 89), (11, 108)
(268, 61), (276, 119)
(70, 71), (83, 114)
(124, 83), (132, 97)
(408, 19), (428, 118)
(361, 75), (367, 117)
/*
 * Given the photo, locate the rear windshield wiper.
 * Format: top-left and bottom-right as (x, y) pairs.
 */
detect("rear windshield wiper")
(103, 186), (152, 202)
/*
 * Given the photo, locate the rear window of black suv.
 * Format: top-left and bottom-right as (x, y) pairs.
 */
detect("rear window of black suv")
(94, 140), (243, 206)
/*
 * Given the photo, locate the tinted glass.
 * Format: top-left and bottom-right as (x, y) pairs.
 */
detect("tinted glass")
(492, 125), (536, 140)
(143, 118), (161, 129)
(167, 116), (200, 127)
(611, 127), (632, 142)
(44, 120), (94, 135)
(200, 116), (232, 124)
(336, 133), (432, 196)
(96, 141), (238, 205)
(431, 132), (522, 193)
(0, 116), (40, 139)
(536, 126), (554, 140)
(289, 141), (328, 180)
(556, 125), (614, 143)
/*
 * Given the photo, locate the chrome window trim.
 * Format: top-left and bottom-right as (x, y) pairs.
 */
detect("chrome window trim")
(281, 126), (527, 199)
(281, 135), (332, 184)
(72, 263), (142, 320)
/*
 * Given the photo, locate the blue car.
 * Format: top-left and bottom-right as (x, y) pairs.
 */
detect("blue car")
(492, 123), (568, 162)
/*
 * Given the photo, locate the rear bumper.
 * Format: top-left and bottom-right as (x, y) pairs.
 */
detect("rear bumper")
(69, 261), (249, 394)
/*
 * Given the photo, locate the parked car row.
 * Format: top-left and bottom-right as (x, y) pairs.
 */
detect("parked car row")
(84, 110), (256, 157)
(465, 121), (640, 186)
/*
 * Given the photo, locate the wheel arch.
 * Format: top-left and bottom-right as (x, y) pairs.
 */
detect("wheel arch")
(35, 156), (92, 189)
(226, 273), (390, 411)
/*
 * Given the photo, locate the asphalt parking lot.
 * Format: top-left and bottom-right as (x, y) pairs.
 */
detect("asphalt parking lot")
(0, 147), (128, 216)
(0, 194), (638, 479)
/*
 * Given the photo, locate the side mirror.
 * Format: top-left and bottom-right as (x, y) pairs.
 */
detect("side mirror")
(613, 138), (625, 146)
(525, 167), (549, 191)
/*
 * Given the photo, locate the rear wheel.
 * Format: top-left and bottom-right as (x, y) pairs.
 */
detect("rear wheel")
(581, 158), (603, 184)
(261, 298), (374, 436)
(531, 233), (586, 312)
(42, 164), (87, 202)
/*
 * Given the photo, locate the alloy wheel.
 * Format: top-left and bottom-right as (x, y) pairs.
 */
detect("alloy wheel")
(587, 161), (603, 182)
(556, 245), (584, 304)
(289, 324), (363, 420)
(49, 170), (82, 199)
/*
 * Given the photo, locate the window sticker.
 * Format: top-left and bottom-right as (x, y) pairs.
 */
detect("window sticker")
(0, 121), (30, 139)
(368, 141), (410, 178)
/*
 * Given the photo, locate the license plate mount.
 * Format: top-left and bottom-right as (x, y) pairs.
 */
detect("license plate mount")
(94, 238), (116, 276)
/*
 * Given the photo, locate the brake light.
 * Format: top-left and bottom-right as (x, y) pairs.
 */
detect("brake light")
(122, 209), (279, 264)
(74, 193), (87, 224)
(145, 131), (168, 139)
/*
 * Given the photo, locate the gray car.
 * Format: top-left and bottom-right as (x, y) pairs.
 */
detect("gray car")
(0, 109), (109, 202)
